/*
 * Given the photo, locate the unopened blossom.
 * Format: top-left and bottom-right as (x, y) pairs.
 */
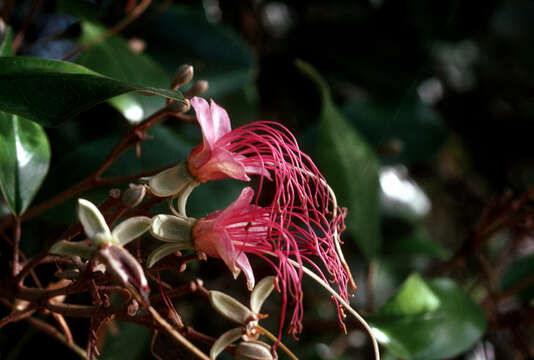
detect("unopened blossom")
(51, 199), (152, 304)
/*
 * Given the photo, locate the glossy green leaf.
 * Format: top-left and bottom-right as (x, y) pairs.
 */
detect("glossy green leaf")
(371, 274), (487, 360)
(0, 25), (51, 216)
(297, 60), (381, 258)
(501, 254), (534, 303)
(0, 114), (51, 215)
(0, 56), (186, 127)
(378, 274), (440, 316)
(75, 22), (171, 123)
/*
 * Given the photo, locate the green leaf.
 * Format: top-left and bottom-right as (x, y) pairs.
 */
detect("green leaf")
(0, 114), (51, 215)
(0, 56), (186, 127)
(0, 27), (50, 216)
(297, 60), (381, 258)
(75, 22), (171, 123)
(371, 274), (487, 360)
(501, 254), (534, 303)
(378, 274), (440, 316)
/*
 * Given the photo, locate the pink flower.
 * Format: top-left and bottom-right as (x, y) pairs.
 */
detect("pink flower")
(193, 187), (351, 338)
(188, 97), (355, 337)
(187, 97), (270, 182)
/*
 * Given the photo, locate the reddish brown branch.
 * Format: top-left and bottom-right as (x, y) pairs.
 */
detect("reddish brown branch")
(0, 303), (36, 329)
(12, 215), (21, 276)
(12, 0), (41, 53)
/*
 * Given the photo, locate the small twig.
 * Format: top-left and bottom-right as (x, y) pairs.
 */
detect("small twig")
(150, 331), (165, 360)
(12, 0), (41, 53)
(12, 216), (21, 276)
(0, 304), (37, 329)
(52, 312), (74, 345)
(147, 306), (210, 360)
(62, 0), (152, 61)
(26, 316), (88, 359)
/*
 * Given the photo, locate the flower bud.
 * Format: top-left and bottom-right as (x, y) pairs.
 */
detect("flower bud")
(172, 64), (194, 89)
(168, 98), (191, 113)
(50, 240), (96, 259)
(235, 341), (273, 360)
(97, 244), (150, 305)
(186, 80), (209, 97)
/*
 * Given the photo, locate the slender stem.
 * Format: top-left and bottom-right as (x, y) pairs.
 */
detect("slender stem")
(255, 324), (298, 360)
(147, 306), (210, 360)
(12, 0), (41, 53)
(12, 215), (21, 276)
(62, 0), (153, 61)
(52, 312), (74, 345)
(26, 316), (88, 359)
(0, 304), (36, 329)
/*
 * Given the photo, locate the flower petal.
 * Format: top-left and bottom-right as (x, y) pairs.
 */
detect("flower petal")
(209, 98), (232, 140)
(112, 216), (152, 246)
(77, 199), (112, 244)
(190, 148), (249, 182)
(210, 327), (244, 360)
(191, 96), (216, 149)
(236, 252), (255, 291)
(216, 187), (255, 223)
(212, 231), (241, 279)
(146, 243), (188, 268)
(250, 276), (276, 313)
(209, 291), (254, 325)
(150, 214), (195, 244)
(149, 162), (196, 197)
